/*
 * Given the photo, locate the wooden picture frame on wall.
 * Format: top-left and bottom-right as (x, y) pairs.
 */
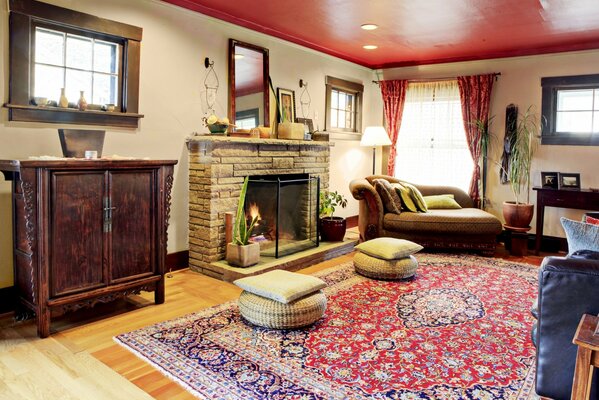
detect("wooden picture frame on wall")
(277, 88), (296, 123)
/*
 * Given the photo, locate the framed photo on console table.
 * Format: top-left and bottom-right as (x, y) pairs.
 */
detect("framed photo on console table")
(558, 172), (581, 190)
(541, 171), (558, 189)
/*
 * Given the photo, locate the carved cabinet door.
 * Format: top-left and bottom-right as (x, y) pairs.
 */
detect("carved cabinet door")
(108, 170), (155, 282)
(50, 171), (106, 297)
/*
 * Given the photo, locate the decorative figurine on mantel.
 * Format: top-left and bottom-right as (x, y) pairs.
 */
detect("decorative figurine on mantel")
(77, 91), (87, 111)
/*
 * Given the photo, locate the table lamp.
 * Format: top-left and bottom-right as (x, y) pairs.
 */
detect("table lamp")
(360, 126), (391, 174)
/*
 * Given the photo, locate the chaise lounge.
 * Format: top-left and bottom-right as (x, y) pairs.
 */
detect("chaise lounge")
(349, 175), (502, 255)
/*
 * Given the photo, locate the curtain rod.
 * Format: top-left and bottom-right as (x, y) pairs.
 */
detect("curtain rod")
(372, 72), (501, 85)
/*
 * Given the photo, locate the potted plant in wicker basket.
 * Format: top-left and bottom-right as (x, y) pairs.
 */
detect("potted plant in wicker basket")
(319, 190), (348, 242)
(226, 177), (260, 267)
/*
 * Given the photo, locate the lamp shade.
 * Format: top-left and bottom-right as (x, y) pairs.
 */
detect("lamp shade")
(360, 126), (391, 147)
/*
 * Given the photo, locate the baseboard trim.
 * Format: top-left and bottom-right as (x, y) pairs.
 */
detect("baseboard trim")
(346, 215), (359, 229)
(166, 250), (189, 272)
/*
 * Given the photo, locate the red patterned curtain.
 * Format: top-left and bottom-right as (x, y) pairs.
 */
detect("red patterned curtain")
(457, 74), (495, 208)
(379, 80), (408, 176)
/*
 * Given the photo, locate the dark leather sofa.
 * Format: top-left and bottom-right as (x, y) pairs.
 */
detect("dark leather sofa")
(534, 255), (599, 399)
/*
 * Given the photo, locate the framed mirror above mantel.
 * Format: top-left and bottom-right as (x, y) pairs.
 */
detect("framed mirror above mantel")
(228, 39), (270, 130)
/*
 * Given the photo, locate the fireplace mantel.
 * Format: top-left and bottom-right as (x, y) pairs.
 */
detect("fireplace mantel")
(186, 135), (330, 279)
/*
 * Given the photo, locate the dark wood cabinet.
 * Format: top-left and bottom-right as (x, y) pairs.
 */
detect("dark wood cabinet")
(0, 159), (176, 337)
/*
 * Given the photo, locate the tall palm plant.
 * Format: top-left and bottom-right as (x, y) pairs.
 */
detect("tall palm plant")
(508, 106), (539, 204)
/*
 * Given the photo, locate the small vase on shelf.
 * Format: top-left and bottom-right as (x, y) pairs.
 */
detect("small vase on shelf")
(77, 91), (87, 111)
(59, 88), (68, 108)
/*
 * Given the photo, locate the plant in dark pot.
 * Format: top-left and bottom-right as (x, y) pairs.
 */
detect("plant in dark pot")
(502, 106), (539, 229)
(319, 190), (348, 242)
(226, 177), (260, 267)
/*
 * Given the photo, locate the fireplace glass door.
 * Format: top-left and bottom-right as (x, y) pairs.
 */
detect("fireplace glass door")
(245, 174), (319, 258)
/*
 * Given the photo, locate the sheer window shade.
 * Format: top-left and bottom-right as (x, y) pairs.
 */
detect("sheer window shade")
(394, 81), (473, 192)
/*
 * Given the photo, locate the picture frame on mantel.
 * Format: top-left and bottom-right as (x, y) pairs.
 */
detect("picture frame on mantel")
(558, 172), (581, 190)
(277, 88), (296, 123)
(296, 117), (314, 134)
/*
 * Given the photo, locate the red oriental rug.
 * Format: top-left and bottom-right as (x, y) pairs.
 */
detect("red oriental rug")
(115, 254), (539, 399)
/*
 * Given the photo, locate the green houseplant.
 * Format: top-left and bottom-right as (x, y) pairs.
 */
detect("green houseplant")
(226, 177), (260, 267)
(502, 106), (539, 229)
(319, 190), (348, 242)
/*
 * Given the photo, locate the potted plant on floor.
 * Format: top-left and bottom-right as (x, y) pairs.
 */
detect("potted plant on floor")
(226, 177), (260, 267)
(319, 190), (348, 242)
(502, 106), (539, 229)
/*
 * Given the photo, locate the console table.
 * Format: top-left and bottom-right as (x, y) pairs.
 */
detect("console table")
(533, 187), (599, 255)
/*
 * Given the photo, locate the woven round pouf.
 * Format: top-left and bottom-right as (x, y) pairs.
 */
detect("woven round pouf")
(354, 252), (418, 280)
(238, 290), (327, 329)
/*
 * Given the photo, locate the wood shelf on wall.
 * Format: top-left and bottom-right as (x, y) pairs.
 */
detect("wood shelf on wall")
(4, 104), (144, 128)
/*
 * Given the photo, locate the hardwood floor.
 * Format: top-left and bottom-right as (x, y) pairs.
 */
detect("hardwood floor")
(0, 248), (549, 400)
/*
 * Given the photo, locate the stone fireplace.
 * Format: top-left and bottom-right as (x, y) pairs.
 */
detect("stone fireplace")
(186, 136), (330, 278)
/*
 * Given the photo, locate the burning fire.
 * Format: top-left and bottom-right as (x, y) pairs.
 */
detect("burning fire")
(248, 202), (261, 223)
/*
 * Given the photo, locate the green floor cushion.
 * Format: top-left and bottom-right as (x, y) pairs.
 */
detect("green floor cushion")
(234, 270), (327, 304)
(355, 237), (423, 260)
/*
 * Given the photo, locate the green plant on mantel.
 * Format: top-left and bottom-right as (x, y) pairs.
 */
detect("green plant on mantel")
(232, 176), (258, 245)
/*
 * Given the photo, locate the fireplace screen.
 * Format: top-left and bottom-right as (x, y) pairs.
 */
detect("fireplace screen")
(245, 174), (319, 258)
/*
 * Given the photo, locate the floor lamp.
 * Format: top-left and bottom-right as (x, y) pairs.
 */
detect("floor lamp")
(360, 126), (391, 175)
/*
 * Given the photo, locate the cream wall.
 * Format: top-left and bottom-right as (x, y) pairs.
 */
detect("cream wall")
(382, 50), (599, 238)
(0, 0), (381, 288)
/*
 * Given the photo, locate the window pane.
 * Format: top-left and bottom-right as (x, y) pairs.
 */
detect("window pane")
(557, 89), (593, 111)
(94, 40), (119, 74)
(338, 111), (346, 128)
(556, 111), (593, 133)
(93, 73), (117, 105)
(35, 28), (64, 66)
(595, 89), (599, 110)
(339, 92), (346, 109)
(66, 35), (92, 70)
(395, 81), (472, 192)
(65, 69), (92, 102)
(34, 64), (64, 100)
(331, 109), (338, 127)
(346, 111), (353, 130)
(331, 90), (338, 109)
(594, 111), (599, 133)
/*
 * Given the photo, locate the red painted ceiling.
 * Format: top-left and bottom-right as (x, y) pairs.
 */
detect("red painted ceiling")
(163, 0), (599, 69)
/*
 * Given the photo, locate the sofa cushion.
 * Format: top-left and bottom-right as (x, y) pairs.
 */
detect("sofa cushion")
(373, 179), (402, 214)
(402, 182), (428, 212)
(569, 250), (599, 260)
(393, 182), (418, 212)
(355, 237), (423, 260)
(423, 194), (462, 209)
(383, 208), (502, 235)
(561, 217), (599, 255)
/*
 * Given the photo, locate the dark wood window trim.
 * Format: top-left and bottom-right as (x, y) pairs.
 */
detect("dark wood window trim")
(5, 0), (143, 128)
(541, 74), (599, 146)
(324, 76), (363, 140)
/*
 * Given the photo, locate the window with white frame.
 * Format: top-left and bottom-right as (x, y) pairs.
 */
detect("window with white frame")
(394, 80), (473, 192)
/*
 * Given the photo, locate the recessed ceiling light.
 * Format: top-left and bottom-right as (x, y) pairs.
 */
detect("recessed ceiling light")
(361, 24), (378, 30)
(363, 45), (378, 50)
(234, 54), (244, 60)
